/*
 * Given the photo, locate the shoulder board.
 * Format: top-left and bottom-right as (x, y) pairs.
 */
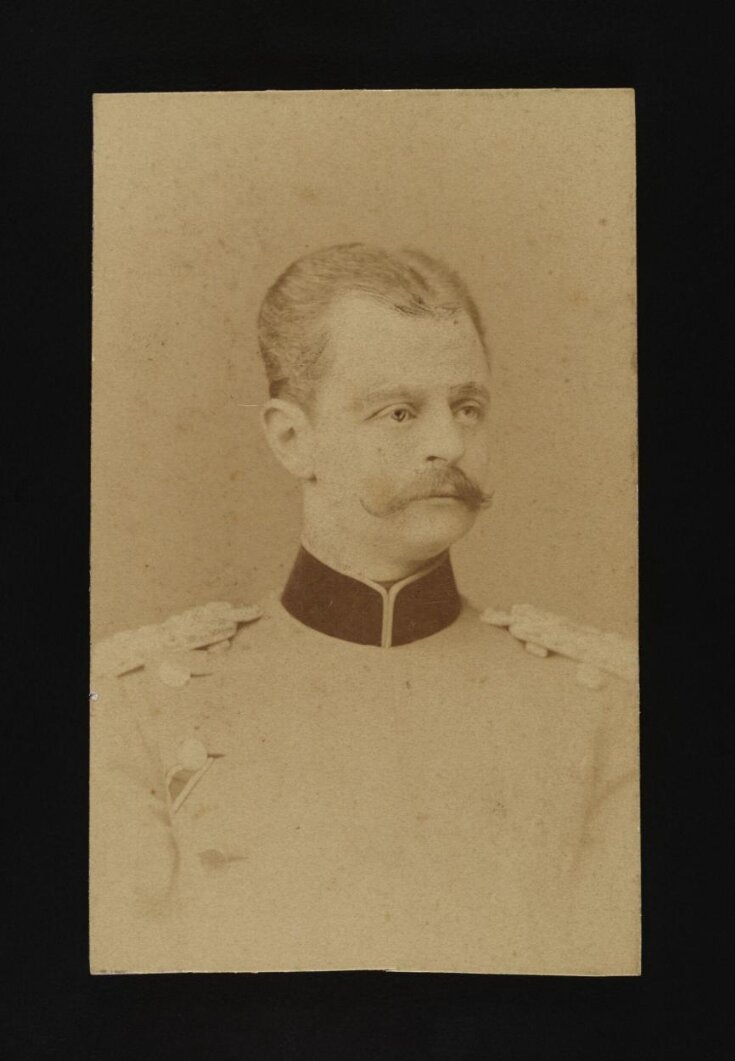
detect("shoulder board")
(480, 603), (637, 688)
(92, 601), (263, 684)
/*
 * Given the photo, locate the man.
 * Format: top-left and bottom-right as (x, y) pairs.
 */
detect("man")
(90, 244), (639, 974)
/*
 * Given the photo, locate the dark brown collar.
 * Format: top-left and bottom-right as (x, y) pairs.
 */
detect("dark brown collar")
(281, 547), (462, 648)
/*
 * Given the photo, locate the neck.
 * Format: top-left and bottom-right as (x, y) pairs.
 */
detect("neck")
(301, 525), (444, 585)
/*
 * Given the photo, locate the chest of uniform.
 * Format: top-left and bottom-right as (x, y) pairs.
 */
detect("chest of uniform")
(160, 660), (590, 884)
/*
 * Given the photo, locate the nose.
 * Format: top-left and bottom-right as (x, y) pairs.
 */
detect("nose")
(421, 408), (466, 465)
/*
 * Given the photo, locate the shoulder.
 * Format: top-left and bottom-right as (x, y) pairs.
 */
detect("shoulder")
(461, 598), (637, 696)
(91, 600), (268, 766)
(460, 601), (638, 780)
(91, 600), (267, 724)
(91, 600), (265, 685)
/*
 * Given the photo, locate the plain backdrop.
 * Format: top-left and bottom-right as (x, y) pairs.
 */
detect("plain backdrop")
(91, 89), (637, 643)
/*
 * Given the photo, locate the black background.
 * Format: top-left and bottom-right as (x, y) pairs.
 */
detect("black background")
(3, 1), (733, 1058)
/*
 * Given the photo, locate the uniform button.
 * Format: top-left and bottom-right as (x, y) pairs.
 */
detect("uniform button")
(177, 738), (208, 772)
(198, 848), (228, 870)
(159, 658), (191, 687)
(198, 847), (248, 871)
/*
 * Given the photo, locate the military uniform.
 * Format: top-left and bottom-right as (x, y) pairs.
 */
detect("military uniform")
(90, 550), (639, 974)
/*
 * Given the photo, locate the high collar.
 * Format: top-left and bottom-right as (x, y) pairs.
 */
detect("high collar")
(281, 547), (462, 648)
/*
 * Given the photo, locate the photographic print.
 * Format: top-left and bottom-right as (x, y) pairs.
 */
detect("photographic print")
(90, 89), (639, 974)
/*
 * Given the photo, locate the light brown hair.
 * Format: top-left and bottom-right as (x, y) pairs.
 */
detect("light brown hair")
(257, 243), (487, 404)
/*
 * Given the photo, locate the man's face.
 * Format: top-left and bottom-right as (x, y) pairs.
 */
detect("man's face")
(306, 295), (492, 566)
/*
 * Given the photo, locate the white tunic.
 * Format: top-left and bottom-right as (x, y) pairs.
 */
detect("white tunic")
(90, 594), (639, 975)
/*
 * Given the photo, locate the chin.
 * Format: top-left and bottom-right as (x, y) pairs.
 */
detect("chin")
(400, 504), (477, 558)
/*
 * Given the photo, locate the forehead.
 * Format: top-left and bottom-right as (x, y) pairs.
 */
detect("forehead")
(320, 295), (489, 393)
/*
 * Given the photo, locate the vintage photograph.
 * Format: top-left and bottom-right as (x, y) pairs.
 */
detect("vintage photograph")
(90, 89), (639, 974)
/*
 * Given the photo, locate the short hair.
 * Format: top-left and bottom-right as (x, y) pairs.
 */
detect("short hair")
(257, 243), (487, 404)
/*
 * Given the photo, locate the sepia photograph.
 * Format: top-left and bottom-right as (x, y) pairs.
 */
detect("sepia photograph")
(89, 88), (639, 975)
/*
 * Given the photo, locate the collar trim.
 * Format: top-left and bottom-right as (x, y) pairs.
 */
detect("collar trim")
(281, 547), (461, 648)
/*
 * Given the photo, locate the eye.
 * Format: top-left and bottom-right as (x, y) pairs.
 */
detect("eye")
(382, 406), (415, 424)
(456, 403), (483, 422)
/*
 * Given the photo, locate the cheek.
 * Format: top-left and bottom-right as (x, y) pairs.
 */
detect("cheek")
(317, 432), (402, 484)
(312, 439), (385, 498)
(359, 472), (404, 511)
(465, 430), (491, 472)
(357, 439), (409, 500)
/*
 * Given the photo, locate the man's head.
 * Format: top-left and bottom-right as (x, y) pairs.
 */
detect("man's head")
(258, 244), (493, 578)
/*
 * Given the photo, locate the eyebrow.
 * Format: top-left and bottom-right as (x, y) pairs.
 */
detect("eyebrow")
(355, 381), (490, 411)
(356, 386), (423, 409)
(448, 382), (491, 403)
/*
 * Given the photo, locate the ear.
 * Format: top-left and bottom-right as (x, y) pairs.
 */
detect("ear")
(260, 398), (316, 480)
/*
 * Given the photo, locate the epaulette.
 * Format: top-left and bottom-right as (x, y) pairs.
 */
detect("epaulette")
(480, 603), (637, 689)
(91, 601), (263, 687)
